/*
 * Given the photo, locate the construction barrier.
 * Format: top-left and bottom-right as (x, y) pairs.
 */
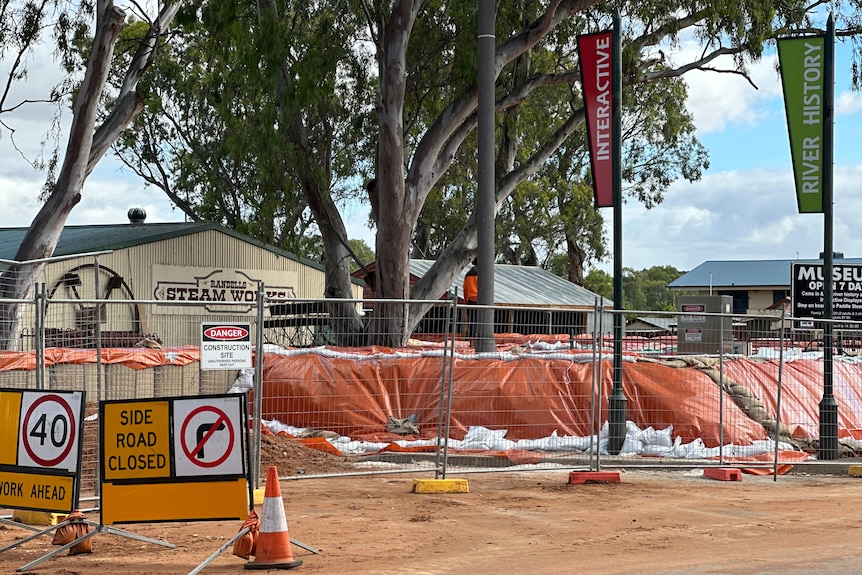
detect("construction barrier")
(0, 388), (84, 514)
(99, 394), (250, 525)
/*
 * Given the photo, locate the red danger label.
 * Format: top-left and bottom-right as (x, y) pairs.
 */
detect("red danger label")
(203, 326), (249, 340)
(682, 305), (705, 313)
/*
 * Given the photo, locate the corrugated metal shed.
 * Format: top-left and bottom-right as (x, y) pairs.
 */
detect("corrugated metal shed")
(0, 221), (324, 271)
(1, 220), (363, 349)
(627, 316), (676, 333)
(668, 258), (862, 289)
(409, 259), (611, 308)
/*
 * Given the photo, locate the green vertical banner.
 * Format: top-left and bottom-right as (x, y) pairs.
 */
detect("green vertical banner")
(778, 35), (826, 214)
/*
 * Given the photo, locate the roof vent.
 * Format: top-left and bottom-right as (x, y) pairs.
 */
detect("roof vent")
(128, 207), (147, 224)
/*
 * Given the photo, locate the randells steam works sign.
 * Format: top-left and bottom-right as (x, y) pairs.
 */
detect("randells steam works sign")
(152, 265), (297, 314)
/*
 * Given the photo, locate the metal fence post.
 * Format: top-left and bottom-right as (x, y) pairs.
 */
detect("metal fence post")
(93, 256), (104, 499)
(590, 297), (601, 471)
(718, 314), (725, 465)
(774, 307), (786, 480)
(253, 282), (265, 488)
(434, 293), (457, 479)
(35, 283), (45, 390)
(442, 294), (458, 479)
(94, 255), (103, 404)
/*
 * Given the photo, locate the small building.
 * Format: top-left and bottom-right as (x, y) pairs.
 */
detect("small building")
(353, 259), (613, 337)
(626, 316), (677, 336)
(0, 211), (362, 350)
(667, 256), (862, 315)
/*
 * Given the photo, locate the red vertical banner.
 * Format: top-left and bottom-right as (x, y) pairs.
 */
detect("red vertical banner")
(577, 30), (614, 208)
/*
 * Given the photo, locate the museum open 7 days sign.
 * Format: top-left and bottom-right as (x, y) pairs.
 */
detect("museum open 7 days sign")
(99, 394), (249, 525)
(791, 263), (862, 326)
(0, 388), (84, 514)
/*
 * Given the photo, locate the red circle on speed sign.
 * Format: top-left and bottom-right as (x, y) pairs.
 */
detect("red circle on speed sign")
(179, 405), (235, 468)
(21, 394), (76, 467)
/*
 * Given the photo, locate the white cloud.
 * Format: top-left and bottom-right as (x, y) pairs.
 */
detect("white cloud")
(837, 90), (862, 116)
(607, 161), (862, 273)
(664, 36), (783, 135)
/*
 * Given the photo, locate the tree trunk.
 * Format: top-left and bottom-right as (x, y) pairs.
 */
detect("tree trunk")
(566, 232), (586, 286)
(0, 1), (182, 350)
(371, 1), (421, 347)
(0, 3), (126, 350)
(259, 0), (366, 345)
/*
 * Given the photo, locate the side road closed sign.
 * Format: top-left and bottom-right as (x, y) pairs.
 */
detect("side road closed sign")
(200, 322), (252, 370)
(99, 394), (249, 525)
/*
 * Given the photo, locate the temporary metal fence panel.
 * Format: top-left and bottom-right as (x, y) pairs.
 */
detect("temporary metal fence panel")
(257, 296), (455, 480)
(4, 285), (862, 502)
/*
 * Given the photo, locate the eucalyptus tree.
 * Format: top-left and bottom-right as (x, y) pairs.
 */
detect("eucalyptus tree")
(360, 0), (857, 344)
(22, 0), (859, 349)
(0, 0), (182, 349)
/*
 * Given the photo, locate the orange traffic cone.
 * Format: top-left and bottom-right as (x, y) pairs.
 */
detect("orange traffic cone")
(245, 466), (302, 570)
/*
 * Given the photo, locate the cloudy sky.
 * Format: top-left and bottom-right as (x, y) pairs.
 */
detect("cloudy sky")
(2, 15), (860, 274)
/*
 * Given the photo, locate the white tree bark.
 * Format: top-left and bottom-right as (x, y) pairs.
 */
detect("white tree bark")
(0, 1), (182, 349)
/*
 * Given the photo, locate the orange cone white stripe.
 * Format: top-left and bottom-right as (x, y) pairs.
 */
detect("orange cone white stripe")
(245, 466), (302, 570)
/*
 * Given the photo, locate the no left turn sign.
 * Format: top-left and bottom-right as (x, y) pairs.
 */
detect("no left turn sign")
(172, 396), (245, 477)
(17, 392), (83, 473)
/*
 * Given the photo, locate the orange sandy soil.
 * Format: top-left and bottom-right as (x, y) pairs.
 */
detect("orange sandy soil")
(3, 439), (862, 574)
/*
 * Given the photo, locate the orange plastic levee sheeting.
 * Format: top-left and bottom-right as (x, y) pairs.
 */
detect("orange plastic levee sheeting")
(723, 358), (862, 440)
(258, 351), (781, 448)
(0, 346), (202, 371)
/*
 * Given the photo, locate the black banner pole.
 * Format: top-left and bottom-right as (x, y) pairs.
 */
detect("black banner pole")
(819, 13), (838, 460)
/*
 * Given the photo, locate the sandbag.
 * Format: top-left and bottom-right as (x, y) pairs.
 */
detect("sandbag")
(232, 509), (260, 559)
(51, 510), (93, 555)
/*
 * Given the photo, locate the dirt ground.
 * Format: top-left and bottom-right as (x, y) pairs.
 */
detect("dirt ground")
(4, 437), (862, 574)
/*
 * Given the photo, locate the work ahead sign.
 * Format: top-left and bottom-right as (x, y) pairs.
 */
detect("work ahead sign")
(99, 394), (249, 525)
(791, 263), (862, 324)
(0, 388), (84, 513)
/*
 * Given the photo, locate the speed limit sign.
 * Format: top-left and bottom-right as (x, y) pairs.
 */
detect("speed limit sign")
(17, 392), (83, 473)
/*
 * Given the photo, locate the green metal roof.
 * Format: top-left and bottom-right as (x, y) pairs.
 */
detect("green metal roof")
(0, 221), (325, 272)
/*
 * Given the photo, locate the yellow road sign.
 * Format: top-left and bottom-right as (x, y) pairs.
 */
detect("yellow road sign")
(0, 470), (76, 513)
(100, 478), (248, 525)
(0, 390), (23, 466)
(102, 400), (171, 481)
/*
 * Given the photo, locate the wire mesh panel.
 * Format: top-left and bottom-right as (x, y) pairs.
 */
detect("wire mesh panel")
(5, 283), (862, 507)
(256, 297), (454, 479)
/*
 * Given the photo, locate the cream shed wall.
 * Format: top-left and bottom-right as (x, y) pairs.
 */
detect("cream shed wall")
(28, 228), (359, 348)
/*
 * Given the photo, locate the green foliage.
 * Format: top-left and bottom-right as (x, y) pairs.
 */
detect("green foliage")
(586, 265), (686, 313)
(81, 0), (375, 261)
(622, 265), (687, 312)
(348, 239), (375, 272)
(584, 269), (614, 301)
(31, 0), (862, 296)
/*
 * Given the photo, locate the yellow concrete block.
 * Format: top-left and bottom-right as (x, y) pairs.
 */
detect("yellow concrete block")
(848, 465), (862, 477)
(253, 488), (266, 506)
(12, 510), (65, 526)
(411, 478), (469, 494)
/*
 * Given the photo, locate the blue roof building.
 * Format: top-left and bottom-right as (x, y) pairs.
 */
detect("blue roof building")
(668, 256), (862, 314)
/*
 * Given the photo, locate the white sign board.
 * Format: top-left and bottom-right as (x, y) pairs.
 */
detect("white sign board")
(172, 396), (245, 477)
(200, 322), (253, 370)
(17, 391), (83, 473)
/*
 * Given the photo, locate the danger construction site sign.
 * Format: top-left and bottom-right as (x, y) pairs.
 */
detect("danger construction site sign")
(99, 394), (249, 525)
(0, 388), (84, 514)
(200, 322), (252, 370)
